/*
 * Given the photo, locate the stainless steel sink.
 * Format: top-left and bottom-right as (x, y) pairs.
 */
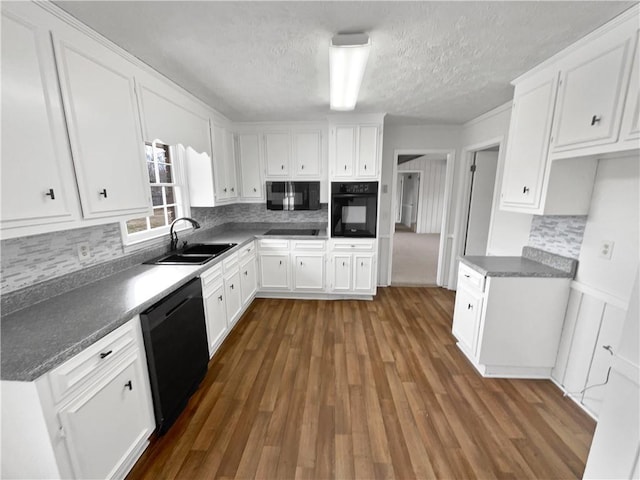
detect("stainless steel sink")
(147, 243), (237, 265)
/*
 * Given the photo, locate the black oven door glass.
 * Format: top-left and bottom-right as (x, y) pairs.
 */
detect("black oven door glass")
(331, 193), (377, 237)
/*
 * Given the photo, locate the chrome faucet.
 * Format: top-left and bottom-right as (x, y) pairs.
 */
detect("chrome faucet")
(169, 217), (201, 251)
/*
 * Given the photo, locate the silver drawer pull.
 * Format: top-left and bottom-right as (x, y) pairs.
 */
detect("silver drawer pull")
(464, 274), (470, 278)
(467, 304), (473, 310)
(124, 380), (133, 391)
(218, 295), (223, 301)
(99, 350), (113, 359)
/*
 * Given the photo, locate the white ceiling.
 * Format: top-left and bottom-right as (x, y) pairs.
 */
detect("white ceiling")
(54, 1), (635, 125)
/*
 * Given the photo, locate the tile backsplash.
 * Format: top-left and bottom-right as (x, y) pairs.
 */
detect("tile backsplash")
(528, 215), (587, 259)
(1, 203), (328, 295)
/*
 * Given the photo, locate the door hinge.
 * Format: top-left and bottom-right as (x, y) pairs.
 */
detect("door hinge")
(470, 164), (476, 173)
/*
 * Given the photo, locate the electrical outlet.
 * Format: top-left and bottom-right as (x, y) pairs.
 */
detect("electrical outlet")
(77, 242), (91, 262)
(599, 240), (614, 260)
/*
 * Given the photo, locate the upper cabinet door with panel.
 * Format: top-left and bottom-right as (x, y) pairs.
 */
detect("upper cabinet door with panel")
(551, 28), (635, 152)
(357, 125), (380, 178)
(620, 33), (640, 142)
(500, 72), (558, 211)
(211, 123), (237, 202)
(333, 126), (356, 178)
(293, 131), (321, 177)
(238, 133), (263, 199)
(1, 6), (80, 232)
(264, 132), (291, 177)
(53, 29), (150, 219)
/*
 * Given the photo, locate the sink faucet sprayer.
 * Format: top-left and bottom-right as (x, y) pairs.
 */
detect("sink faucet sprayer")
(169, 217), (201, 251)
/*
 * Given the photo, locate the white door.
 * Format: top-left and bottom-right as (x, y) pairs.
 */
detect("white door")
(294, 131), (321, 177)
(53, 31), (150, 219)
(1, 9), (80, 230)
(264, 132), (290, 177)
(293, 253), (325, 291)
(59, 353), (153, 480)
(353, 254), (375, 293)
(259, 254), (290, 290)
(203, 281), (227, 355)
(240, 256), (258, 305)
(331, 254), (352, 291)
(238, 134), (263, 199)
(465, 150), (498, 256)
(333, 126), (356, 178)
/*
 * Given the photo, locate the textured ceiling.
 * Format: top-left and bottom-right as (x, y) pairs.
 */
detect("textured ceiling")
(54, 1), (635, 125)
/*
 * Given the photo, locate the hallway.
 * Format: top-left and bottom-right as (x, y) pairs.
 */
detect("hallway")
(391, 230), (440, 285)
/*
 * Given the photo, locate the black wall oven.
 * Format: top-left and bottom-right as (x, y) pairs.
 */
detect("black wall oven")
(331, 181), (378, 238)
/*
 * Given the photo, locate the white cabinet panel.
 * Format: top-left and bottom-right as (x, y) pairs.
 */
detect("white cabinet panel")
(259, 254), (290, 290)
(203, 281), (227, 356)
(185, 147), (215, 207)
(264, 132), (290, 176)
(212, 124), (237, 201)
(353, 254), (375, 293)
(500, 73), (558, 210)
(1, 8), (80, 231)
(58, 351), (152, 480)
(240, 256), (258, 305)
(333, 126), (356, 178)
(357, 126), (379, 177)
(331, 255), (352, 291)
(293, 253), (325, 291)
(225, 270), (242, 327)
(53, 31), (150, 219)
(620, 33), (640, 142)
(552, 34), (634, 151)
(452, 286), (483, 356)
(294, 131), (321, 177)
(238, 133), (263, 199)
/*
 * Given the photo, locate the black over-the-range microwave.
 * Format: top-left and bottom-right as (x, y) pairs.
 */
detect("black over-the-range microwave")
(266, 181), (321, 211)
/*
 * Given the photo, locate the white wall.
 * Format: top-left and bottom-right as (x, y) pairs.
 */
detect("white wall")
(398, 158), (447, 233)
(379, 124), (461, 286)
(553, 154), (640, 419)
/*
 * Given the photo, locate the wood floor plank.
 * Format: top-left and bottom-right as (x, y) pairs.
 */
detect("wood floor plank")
(127, 287), (596, 480)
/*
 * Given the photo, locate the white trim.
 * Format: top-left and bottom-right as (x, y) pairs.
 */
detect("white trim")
(570, 280), (630, 311)
(462, 101), (512, 128)
(549, 376), (599, 421)
(395, 169), (424, 232)
(388, 148), (456, 287)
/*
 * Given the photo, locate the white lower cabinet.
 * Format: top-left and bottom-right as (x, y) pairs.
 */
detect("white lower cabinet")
(293, 253), (325, 291)
(331, 254), (352, 291)
(240, 255), (258, 304)
(328, 239), (377, 296)
(225, 269), (242, 327)
(0, 317), (155, 480)
(259, 251), (291, 291)
(452, 262), (571, 378)
(203, 279), (227, 355)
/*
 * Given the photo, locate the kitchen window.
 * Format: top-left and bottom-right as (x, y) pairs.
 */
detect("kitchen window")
(121, 141), (191, 245)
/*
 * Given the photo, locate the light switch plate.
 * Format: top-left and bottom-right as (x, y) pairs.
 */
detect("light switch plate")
(77, 242), (91, 262)
(598, 240), (614, 260)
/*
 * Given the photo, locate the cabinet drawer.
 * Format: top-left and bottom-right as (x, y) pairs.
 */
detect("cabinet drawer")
(238, 241), (256, 260)
(258, 239), (289, 251)
(201, 262), (223, 291)
(222, 252), (239, 272)
(291, 240), (325, 251)
(330, 239), (375, 252)
(458, 263), (486, 292)
(49, 320), (136, 403)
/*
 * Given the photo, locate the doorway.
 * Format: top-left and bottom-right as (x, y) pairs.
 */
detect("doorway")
(463, 147), (499, 256)
(390, 153), (449, 286)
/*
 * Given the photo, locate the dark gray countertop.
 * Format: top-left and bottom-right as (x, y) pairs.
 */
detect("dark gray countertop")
(1, 228), (326, 382)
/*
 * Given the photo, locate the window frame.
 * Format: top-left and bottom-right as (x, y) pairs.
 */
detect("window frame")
(120, 141), (192, 247)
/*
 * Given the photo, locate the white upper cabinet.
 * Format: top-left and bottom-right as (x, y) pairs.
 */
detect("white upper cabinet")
(293, 131), (322, 177)
(500, 72), (558, 211)
(53, 27), (151, 219)
(264, 132), (291, 177)
(620, 33), (640, 143)
(185, 147), (215, 207)
(212, 123), (237, 202)
(551, 26), (635, 152)
(237, 133), (263, 199)
(1, 6), (80, 233)
(136, 80), (211, 156)
(329, 118), (383, 180)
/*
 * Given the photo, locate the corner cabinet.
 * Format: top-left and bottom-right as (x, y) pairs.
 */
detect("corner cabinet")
(52, 27), (151, 219)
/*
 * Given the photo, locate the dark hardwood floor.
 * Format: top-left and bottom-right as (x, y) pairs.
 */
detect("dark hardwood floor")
(127, 287), (596, 480)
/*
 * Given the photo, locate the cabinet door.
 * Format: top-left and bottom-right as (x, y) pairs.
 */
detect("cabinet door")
(224, 130), (238, 199)
(185, 148), (215, 207)
(293, 131), (321, 177)
(203, 282), (227, 356)
(333, 126), (356, 178)
(212, 123), (229, 200)
(293, 253), (325, 291)
(238, 133), (263, 199)
(552, 34), (634, 151)
(259, 254), (290, 290)
(452, 286), (484, 356)
(620, 34), (640, 142)
(53, 32), (150, 219)
(264, 132), (290, 177)
(240, 256), (258, 305)
(331, 254), (352, 291)
(1, 9), (80, 231)
(225, 270), (242, 327)
(357, 126), (379, 177)
(500, 73), (558, 210)
(58, 352), (153, 480)
(353, 254), (375, 293)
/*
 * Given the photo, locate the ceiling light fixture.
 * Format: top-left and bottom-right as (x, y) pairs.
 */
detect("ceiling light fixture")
(329, 33), (370, 111)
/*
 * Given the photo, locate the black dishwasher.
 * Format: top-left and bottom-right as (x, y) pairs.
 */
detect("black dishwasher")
(140, 277), (209, 434)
